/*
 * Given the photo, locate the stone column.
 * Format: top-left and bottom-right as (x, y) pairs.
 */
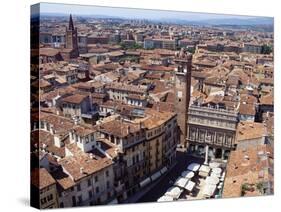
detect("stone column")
(221, 149), (225, 160)
(204, 145), (209, 165)
(212, 148), (216, 159)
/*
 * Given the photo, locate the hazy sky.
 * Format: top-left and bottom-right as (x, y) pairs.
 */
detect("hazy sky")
(39, 2), (268, 21)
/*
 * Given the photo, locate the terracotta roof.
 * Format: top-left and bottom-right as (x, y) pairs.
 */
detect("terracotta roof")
(31, 168), (56, 190)
(31, 130), (67, 158)
(40, 48), (60, 57)
(236, 122), (266, 142)
(72, 125), (96, 137)
(62, 93), (88, 104)
(99, 119), (141, 138)
(59, 143), (113, 182)
(39, 79), (51, 88)
(40, 112), (74, 136)
(223, 144), (273, 198)
(140, 65), (175, 72)
(106, 82), (147, 94)
(239, 103), (256, 116)
(260, 93), (274, 105)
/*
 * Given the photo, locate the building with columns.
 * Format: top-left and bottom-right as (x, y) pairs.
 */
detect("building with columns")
(187, 104), (238, 161)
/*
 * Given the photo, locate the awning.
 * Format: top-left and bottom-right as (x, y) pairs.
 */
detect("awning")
(202, 184), (217, 197)
(199, 171), (209, 178)
(209, 162), (221, 169)
(140, 177), (151, 188)
(165, 186), (183, 200)
(187, 163), (200, 172)
(212, 167), (222, 175)
(210, 172), (221, 178)
(199, 165), (211, 174)
(160, 166), (168, 174)
(205, 176), (220, 185)
(174, 177), (189, 188)
(151, 171), (161, 181)
(181, 170), (195, 179)
(184, 180), (196, 192)
(157, 195), (174, 202)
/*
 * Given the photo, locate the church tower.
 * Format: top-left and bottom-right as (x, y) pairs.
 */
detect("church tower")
(174, 49), (192, 148)
(65, 14), (79, 57)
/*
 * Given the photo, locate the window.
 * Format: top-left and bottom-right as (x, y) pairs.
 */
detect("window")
(77, 184), (81, 191)
(88, 179), (91, 187)
(88, 191), (93, 199)
(47, 194), (53, 201)
(107, 192), (111, 199)
(96, 198), (101, 204)
(106, 181), (110, 189)
(46, 123), (50, 131)
(78, 195), (82, 203)
(60, 202), (64, 208)
(40, 197), (47, 205)
(72, 196), (76, 206)
(95, 176), (98, 182)
(105, 170), (109, 177)
(96, 186), (99, 194)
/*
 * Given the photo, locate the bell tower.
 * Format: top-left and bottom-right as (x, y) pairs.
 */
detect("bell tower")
(65, 14), (79, 57)
(174, 49), (192, 148)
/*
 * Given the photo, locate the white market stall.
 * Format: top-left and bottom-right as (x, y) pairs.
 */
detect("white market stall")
(181, 170), (195, 179)
(187, 163), (200, 172)
(184, 180), (196, 192)
(199, 164), (210, 177)
(174, 177), (189, 188)
(205, 176), (220, 185)
(212, 167), (222, 175)
(202, 184), (217, 197)
(165, 186), (183, 200)
(210, 171), (221, 178)
(157, 195), (174, 202)
(209, 162), (221, 169)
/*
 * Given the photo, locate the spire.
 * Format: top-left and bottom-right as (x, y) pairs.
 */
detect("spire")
(69, 14), (74, 30)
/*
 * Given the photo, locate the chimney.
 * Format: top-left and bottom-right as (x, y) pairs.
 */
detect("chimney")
(89, 153), (94, 160)
(157, 102), (160, 112)
(80, 167), (84, 174)
(127, 126), (130, 134)
(42, 143), (47, 152)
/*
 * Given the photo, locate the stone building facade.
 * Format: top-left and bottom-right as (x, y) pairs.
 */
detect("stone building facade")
(187, 104), (238, 161)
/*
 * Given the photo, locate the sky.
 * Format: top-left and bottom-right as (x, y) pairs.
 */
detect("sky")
(38, 2), (270, 21)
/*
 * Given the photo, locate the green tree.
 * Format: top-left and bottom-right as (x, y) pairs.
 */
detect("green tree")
(261, 44), (273, 54)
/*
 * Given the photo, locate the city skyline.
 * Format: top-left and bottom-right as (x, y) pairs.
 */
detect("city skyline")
(39, 2), (273, 23)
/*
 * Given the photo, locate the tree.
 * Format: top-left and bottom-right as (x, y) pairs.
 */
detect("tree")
(261, 44), (273, 54)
